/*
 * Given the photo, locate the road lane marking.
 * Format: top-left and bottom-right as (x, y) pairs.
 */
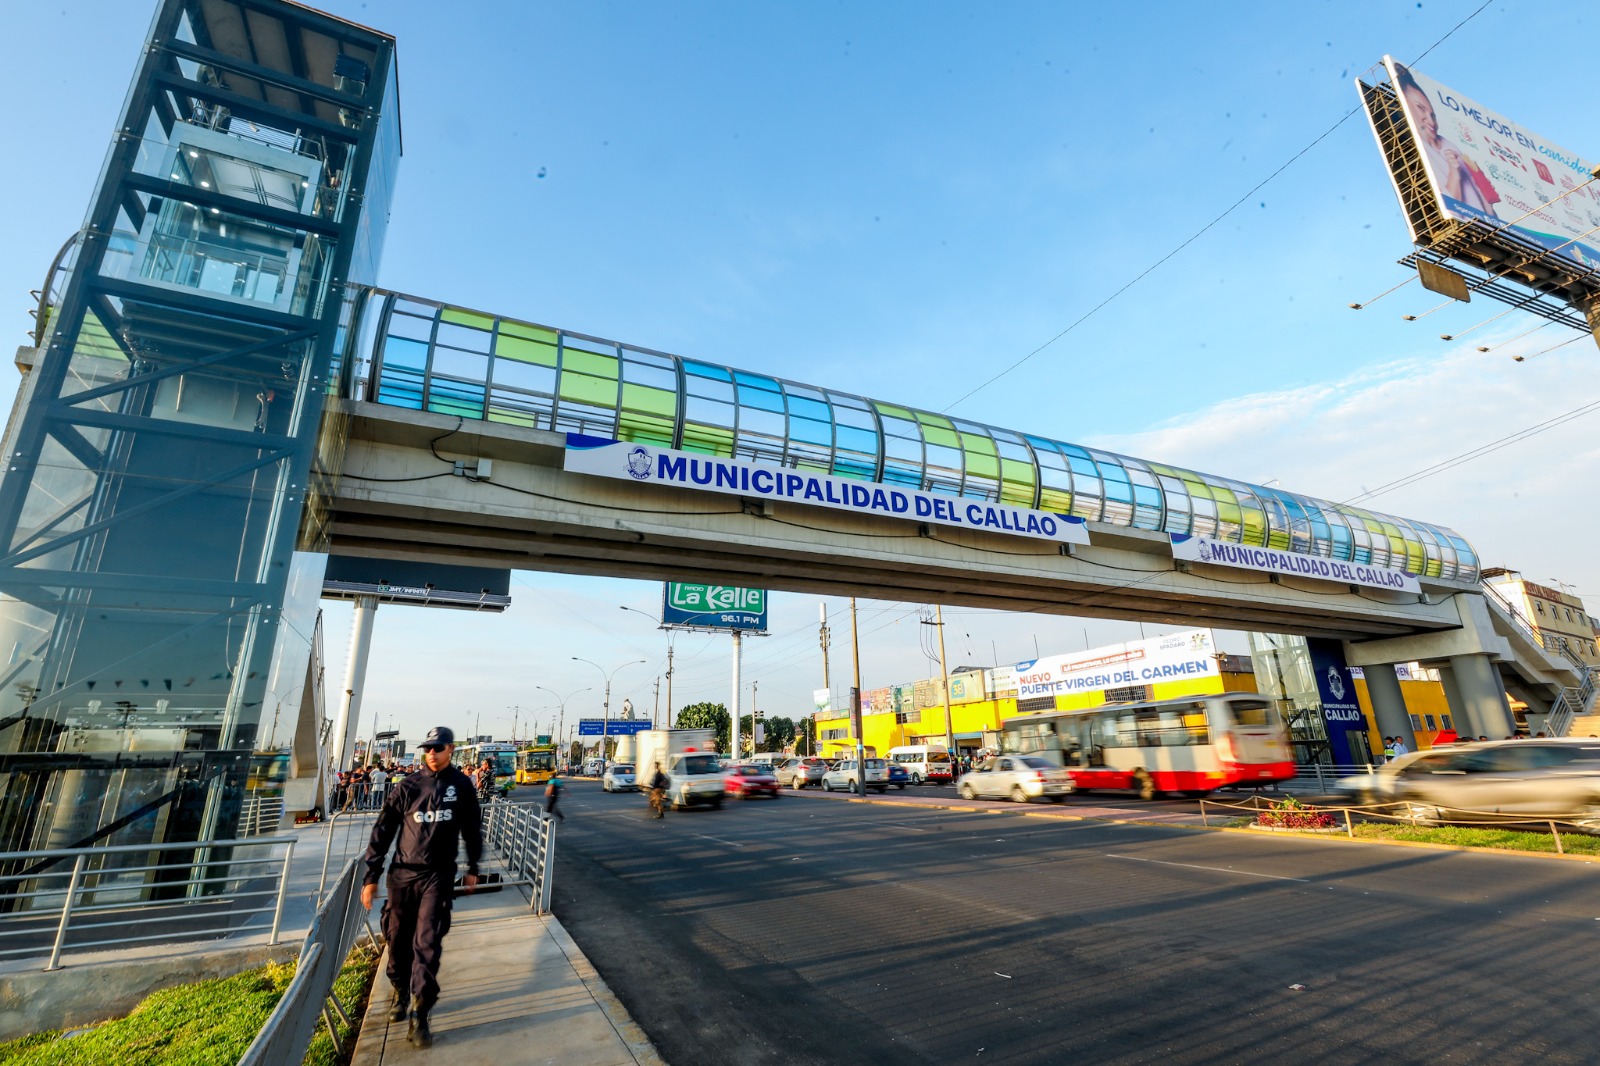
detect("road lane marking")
(875, 823), (929, 832)
(1104, 854), (1308, 882)
(697, 834), (746, 848)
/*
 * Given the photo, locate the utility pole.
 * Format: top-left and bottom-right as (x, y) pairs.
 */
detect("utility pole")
(751, 679), (758, 754)
(731, 630), (742, 759)
(652, 677), (660, 727)
(935, 605), (956, 763)
(665, 643), (674, 726)
(851, 596), (864, 794)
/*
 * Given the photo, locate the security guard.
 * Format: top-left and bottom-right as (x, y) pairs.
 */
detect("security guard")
(361, 725), (482, 1049)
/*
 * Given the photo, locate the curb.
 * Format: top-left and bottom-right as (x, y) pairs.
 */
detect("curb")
(541, 914), (667, 1066)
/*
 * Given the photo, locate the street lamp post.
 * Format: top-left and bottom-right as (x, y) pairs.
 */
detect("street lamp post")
(572, 658), (646, 774)
(620, 605), (675, 727)
(535, 685), (592, 759)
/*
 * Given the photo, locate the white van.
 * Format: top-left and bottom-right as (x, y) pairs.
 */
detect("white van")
(886, 745), (954, 785)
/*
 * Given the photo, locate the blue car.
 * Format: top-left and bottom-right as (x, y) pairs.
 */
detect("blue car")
(885, 763), (909, 790)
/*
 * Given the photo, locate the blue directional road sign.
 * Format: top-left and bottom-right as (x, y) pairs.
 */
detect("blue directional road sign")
(577, 719), (653, 736)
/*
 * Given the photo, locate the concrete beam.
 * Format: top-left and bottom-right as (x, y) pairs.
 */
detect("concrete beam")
(325, 404), (1474, 641)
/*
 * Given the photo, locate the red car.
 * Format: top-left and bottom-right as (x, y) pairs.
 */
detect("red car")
(724, 764), (781, 800)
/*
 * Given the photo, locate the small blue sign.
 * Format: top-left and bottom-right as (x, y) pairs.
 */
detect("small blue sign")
(577, 719), (653, 736)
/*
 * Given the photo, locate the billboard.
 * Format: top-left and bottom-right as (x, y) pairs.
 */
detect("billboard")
(662, 582), (767, 631)
(1013, 629), (1220, 701)
(813, 688), (833, 715)
(948, 670), (987, 705)
(1379, 57), (1600, 273)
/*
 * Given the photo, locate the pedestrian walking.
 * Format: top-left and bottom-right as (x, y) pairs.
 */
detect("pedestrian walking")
(1391, 736), (1410, 758)
(646, 762), (669, 819)
(544, 771), (566, 822)
(474, 757), (497, 807)
(361, 726), (482, 1049)
(370, 764), (390, 809)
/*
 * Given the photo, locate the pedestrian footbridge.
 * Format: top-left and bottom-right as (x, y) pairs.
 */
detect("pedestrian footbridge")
(319, 288), (1592, 737)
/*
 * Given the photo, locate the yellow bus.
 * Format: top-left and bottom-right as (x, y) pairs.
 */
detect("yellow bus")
(516, 744), (559, 786)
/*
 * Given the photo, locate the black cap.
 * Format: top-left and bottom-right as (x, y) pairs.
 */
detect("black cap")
(419, 726), (455, 750)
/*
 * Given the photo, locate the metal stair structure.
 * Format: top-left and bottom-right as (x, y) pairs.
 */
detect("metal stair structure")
(1480, 581), (1599, 736)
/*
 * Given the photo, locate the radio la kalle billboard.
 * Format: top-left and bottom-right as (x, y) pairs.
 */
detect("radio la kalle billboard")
(1376, 57), (1600, 274)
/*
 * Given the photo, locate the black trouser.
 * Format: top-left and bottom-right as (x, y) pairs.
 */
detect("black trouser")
(383, 866), (454, 1010)
(546, 791), (564, 821)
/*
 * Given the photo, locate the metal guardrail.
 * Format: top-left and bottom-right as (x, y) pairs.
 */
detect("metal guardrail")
(0, 837), (294, 971)
(238, 856), (373, 1066)
(238, 795), (285, 838)
(1199, 793), (1597, 854)
(483, 799), (557, 914)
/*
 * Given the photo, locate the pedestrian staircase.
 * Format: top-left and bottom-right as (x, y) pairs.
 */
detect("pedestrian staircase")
(1480, 581), (1600, 736)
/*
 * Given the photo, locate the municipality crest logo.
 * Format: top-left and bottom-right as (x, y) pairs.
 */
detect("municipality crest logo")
(1327, 666), (1346, 702)
(1196, 539), (1215, 562)
(625, 446), (653, 481)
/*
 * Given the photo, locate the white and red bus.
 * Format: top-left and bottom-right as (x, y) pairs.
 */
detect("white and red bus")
(998, 693), (1294, 799)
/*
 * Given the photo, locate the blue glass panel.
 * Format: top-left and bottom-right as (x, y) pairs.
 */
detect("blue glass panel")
(739, 387), (785, 414)
(836, 425), (880, 454)
(684, 360), (732, 382)
(383, 335), (428, 370)
(791, 417), (832, 445)
(788, 395), (831, 422)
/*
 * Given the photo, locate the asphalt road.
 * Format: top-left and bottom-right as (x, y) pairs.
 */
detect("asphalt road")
(534, 781), (1600, 1066)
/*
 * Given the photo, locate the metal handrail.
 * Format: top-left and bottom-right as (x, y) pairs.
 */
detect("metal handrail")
(0, 837), (294, 970)
(481, 800), (556, 914)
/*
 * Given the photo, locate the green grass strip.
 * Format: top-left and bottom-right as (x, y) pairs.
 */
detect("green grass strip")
(1350, 822), (1600, 855)
(0, 944), (379, 1066)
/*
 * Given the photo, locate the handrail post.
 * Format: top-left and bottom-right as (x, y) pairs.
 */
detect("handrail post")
(46, 853), (88, 971)
(1550, 821), (1564, 855)
(1343, 808), (1354, 838)
(270, 839), (295, 945)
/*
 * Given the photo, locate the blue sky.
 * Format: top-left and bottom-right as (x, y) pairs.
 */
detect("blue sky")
(5, 1), (1597, 746)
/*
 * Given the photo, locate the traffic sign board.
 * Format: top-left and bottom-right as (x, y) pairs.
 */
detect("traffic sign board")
(576, 719), (653, 736)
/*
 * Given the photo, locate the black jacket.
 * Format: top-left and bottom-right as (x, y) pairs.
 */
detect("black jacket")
(363, 763), (483, 885)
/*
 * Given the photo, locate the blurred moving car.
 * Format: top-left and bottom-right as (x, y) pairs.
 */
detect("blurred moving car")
(885, 763), (909, 790)
(664, 752), (727, 810)
(823, 758), (888, 793)
(779, 757), (829, 789)
(958, 755), (1074, 803)
(602, 763), (636, 792)
(1339, 738), (1600, 824)
(725, 763), (781, 800)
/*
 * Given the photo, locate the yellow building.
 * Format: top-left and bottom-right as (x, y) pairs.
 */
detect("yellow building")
(1482, 568), (1599, 668)
(813, 653), (1259, 758)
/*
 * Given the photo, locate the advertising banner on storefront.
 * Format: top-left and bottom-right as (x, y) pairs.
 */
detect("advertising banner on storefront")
(1170, 534), (1421, 594)
(564, 434), (1089, 545)
(1015, 629), (1220, 700)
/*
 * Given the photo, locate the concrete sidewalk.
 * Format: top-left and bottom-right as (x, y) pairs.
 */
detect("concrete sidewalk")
(349, 882), (663, 1066)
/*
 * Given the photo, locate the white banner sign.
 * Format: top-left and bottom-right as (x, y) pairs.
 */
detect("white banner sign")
(1171, 535), (1421, 594)
(563, 434), (1089, 545)
(1015, 628), (1220, 700)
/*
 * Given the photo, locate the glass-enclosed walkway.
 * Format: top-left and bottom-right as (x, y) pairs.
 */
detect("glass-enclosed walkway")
(347, 291), (1479, 583)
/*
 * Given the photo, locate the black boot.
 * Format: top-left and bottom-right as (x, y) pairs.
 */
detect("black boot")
(387, 990), (409, 1023)
(408, 1007), (433, 1048)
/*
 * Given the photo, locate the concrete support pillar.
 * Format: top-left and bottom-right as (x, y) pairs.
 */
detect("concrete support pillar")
(1364, 664), (1415, 750)
(1436, 664), (1474, 738)
(330, 595), (379, 773)
(1448, 654), (1515, 739)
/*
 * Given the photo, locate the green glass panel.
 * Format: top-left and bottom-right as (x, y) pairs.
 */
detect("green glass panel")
(560, 373), (618, 407)
(499, 320), (556, 342)
(621, 383), (677, 416)
(441, 307), (495, 330)
(1267, 528), (1291, 550)
(960, 431), (997, 457)
(563, 350), (618, 379)
(495, 333), (558, 366)
(1215, 500), (1242, 526)
(618, 412), (674, 446)
(875, 402), (914, 420)
(1000, 458), (1035, 486)
(965, 451), (999, 478)
(1039, 487), (1072, 512)
(1240, 506), (1266, 546)
(428, 397), (484, 418)
(680, 423), (734, 456)
(487, 406), (538, 427)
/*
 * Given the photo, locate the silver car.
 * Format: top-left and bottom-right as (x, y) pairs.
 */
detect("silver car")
(602, 763), (636, 792)
(779, 757), (828, 789)
(958, 755), (1074, 803)
(1341, 739), (1600, 823)
(822, 758), (888, 794)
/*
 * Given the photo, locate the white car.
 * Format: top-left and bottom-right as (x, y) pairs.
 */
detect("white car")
(822, 758), (889, 794)
(602, 763), (637, 792)
(664, 752), (726, 809)
(957, 755), (1074, 802)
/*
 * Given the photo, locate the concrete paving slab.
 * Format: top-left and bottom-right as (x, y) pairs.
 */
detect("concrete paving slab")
(349, 882), (663, 1066)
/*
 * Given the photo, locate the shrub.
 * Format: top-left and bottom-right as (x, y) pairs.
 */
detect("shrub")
(1256, 796), (1337, 829)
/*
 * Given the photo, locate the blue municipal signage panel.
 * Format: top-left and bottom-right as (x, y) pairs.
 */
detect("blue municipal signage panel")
(577, 719), (653, 736)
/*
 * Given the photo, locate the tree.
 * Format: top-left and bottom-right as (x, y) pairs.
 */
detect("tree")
(765, 715), (797, 753)
(676, 701), (730, 753)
